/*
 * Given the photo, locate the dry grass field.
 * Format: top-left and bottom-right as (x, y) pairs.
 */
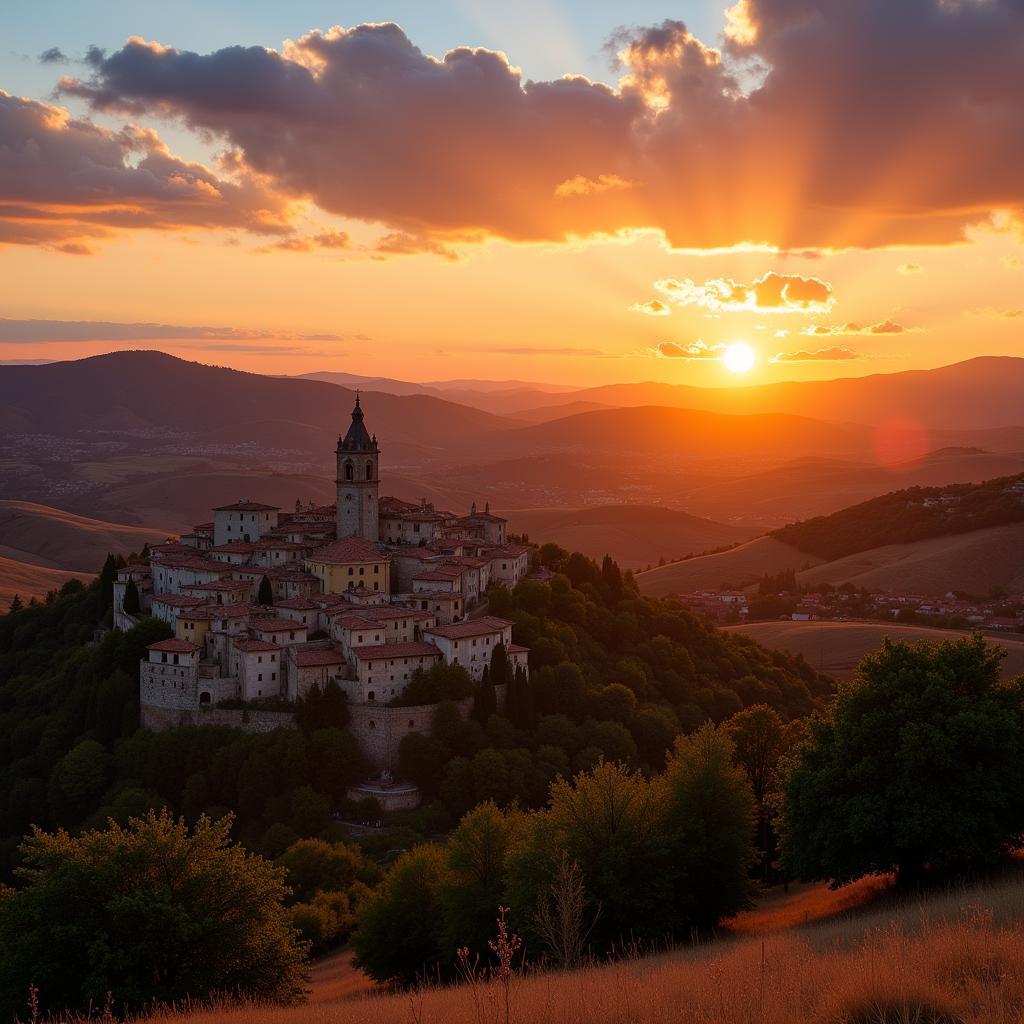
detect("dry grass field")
(724, 620), (1024, 680)
(796, 522), (1024, 596)
(506, 505), (756, 570)
(636, 536), (819, 596)
(0, 553), (81, 606)
(131, 873), (1024, 1024)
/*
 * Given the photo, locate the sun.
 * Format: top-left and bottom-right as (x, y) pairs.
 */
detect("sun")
(722, 342), (756, 374)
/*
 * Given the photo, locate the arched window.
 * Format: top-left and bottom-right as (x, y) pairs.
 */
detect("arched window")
(368, 719), (376, 729)
(344, 461), (354, 481)
(368, 690), (376, 702)
(199, 691), (211, 705)
(365, 461), (373, 480)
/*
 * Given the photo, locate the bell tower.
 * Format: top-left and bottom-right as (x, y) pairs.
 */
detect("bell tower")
(335, 394), (380, 541)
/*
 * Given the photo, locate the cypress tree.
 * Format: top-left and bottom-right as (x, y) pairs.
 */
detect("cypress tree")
(99, 554), (117, 609)
(258, 575), (274, 606)
(122, 579), (140, 616)
(475, 665), (497, 723)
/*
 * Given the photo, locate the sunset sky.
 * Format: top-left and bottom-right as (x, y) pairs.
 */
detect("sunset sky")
(2, 0), (1023, 385)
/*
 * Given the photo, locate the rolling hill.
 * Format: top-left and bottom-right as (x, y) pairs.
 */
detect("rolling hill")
(637, 536), (819, 595)
(724, 620), (1024, 680)
(505, 505), (757, 569)
(0, 352), (517, 453)
(0, 501), (170, 570)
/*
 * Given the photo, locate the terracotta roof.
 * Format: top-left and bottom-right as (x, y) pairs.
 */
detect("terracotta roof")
(152, 593), (208, 608)
(275, 598), (319, 610)
(506, 643), (530, 654)
(390, 547), (441, 560)
(352, 641), (442, 661)
(233, 639), (280, 653)
(400, 590), (460, 601)
(252, 617), (305, 632)
(213, 501), (280, 512)
(425, 616), (514, 639)
(158, 556), (227, 572)
(414, 569), (463, 582)
(192, 522), (215, 531)
(334, 615), (382, 631)
(148, 639), (200, 654)
(294, 649), (345, 667)
(308, 536), (385, 564)
(189, 579), (251, 591)
(211, 542), (258, 554)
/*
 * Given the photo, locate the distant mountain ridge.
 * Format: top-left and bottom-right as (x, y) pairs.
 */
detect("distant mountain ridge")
(302, 356), (1024, 430)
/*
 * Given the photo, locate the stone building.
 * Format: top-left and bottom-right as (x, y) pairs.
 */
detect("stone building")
(127, 396), (532, 804)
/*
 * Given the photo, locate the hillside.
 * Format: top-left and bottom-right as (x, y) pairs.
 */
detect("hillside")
(507, 505), (756, 569)
(0, 352), (516, 453)
(568, 355), (1024, 430)
(487, 406), (873, 462)
(772, 472), (1024, 559)
(0, 500), (169, 570)
(678, 447), (1024, 525)
(725, 620), (1024, 680)
(133, 872), (1024, 1024)
(0, 555), (81, 606)
(796, 521), (1024, 595)
(637, 536), (819, 596)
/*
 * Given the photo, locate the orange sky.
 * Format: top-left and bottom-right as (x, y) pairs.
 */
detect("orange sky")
(2, 2), (1023, 385)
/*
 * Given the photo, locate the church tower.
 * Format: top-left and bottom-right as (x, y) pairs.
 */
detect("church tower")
(336, 395), (380, 541)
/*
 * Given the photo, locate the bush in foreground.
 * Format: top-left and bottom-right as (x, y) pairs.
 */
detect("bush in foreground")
(782, 634), (1024, 886)
(0, 810), (308, 1019)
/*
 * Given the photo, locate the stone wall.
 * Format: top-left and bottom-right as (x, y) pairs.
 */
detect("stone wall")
(141, 704), (296, 733)
(348, 684), (506, 770)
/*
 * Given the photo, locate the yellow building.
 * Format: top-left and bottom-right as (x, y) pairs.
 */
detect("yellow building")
(305, 536), (391, 595)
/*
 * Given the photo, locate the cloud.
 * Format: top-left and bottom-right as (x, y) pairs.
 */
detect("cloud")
(654, 272), (833, 314)
(769, 346), (858, 363)
(656, 340), (725, 360)
(800, 319), (919, 337)
(967, 307), (1024, 319)
(898, 262), (923, 274)
(54, 6), (1024, 251)
(629, 299), (670, 316)
(0, 91), (293, 252)
(0, 318), (345, 343)
(257, 229), (351, 253)
(39, 47), (68, 64)
(554, 174), (633, 199)
(1004, 256), (1023, 270)
(373, 231), (461, 261)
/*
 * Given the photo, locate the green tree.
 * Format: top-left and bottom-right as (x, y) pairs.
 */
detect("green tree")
(48, 739), (111, 825)
(122, 578), (141, 615)
(258, 574), (274, 606)
(473, 665), (497, 723)
(725, 704), (793, 877)
(277, 838), (366, 902)
(781, 635), (1024, 886)
(99, 554), (117, 609)
(440, 802), (521, 955)
(295, 682), (350, 730)
(7, 593), (23, 614)
(398, 732), (448, 796)
(510, 760), (669, 950)
(662, 725), (756, 929)
(0, 811), (308, 1019)
(352, 844), (450, 985)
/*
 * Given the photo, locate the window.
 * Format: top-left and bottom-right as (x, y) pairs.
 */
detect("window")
(200, 691), (211, 705)
(366, 461), (373, 480)
(161, 653), (167, 663)
(258, 673), (263, 682)
(345, 461), (354, 481)
(271, 672), (277, 681)
(368, 691), (376, 702)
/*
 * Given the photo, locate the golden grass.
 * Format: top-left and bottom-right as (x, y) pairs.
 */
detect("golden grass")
(724, 621), (1024, 680)
(637, 536), (818, 596)
(133, 874), (1024, 1024)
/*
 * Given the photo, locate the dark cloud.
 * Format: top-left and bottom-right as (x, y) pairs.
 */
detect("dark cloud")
(0, 91), (291, 250)
(54, 5), (1024, 250)
(0, 318), (345, 343)
(39, 47), (68, 64)
(770, 346), (858, 362)
(257, 229), (351, 253)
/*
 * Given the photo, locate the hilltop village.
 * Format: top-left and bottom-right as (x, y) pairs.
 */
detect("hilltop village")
(113, 398), (531, 806)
